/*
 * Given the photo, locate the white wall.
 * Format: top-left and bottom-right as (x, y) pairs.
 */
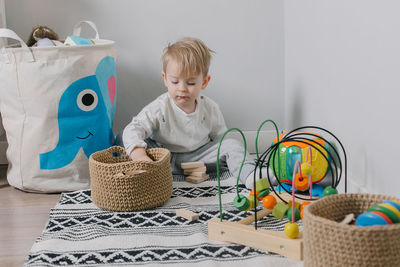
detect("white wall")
(5, 0), (285, 134)
(8, 1), (397, 197)
(285, 0), (400, 197)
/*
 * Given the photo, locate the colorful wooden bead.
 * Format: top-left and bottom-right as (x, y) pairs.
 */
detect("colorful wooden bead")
(245, 196), (259, 211)
(284, 222), (299, 239)
(367, 205), (399, 224)
(234, 194), (250, 211)
(286, 207), (301, 222)
(272, 202), (289, 219)
(262, 195), (277, 210)
(288, 200), (301, 210)
(322, 186), (338, 197)
(257, 188), (270, 199)
(294, 173), (309, 191)
(254, 178), (270, 193)
(250, 188), (268, 201)
(300, 201), (311, 212)
(356, 212), (389, 226)
(249, 188), (257, 197)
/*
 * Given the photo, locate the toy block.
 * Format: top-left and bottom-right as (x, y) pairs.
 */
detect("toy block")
(186, 174), (210, 184)
(184, 166), (207, 174)
(176, 208), (199, 221)
(181, 161), (205, 169)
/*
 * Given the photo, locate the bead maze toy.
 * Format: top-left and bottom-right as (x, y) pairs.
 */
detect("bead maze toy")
(208, 120), (347, 260)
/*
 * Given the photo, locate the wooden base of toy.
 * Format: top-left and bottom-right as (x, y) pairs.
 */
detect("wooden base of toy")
(208, 219), (303, 260)
(208, 192), (306, 260)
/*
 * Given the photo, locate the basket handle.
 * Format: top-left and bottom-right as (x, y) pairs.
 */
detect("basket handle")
(72, 21), (100, 40)
(106, 146), (128, 156)
(0, 28), (35, 63)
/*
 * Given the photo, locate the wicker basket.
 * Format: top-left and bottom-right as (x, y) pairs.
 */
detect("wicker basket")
(89, 146), (173, 211)
(303, 193), (400, 267)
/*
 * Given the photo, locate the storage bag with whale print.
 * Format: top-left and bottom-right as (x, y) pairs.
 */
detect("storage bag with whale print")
(0, 21), (116, 192)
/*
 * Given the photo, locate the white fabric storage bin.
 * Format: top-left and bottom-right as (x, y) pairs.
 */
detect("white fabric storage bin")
(0, 21), (117, 192)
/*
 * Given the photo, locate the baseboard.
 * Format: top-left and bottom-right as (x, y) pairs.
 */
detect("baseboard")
(0, 141), (7, 164)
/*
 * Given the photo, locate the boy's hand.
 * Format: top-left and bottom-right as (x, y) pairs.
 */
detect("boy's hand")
(130, 147), (153, 162)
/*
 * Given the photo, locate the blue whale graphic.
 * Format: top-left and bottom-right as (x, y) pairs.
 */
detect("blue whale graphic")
(40, 56), (116, 170)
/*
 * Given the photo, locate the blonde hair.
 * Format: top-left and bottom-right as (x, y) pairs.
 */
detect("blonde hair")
(162, 37), (214, 77)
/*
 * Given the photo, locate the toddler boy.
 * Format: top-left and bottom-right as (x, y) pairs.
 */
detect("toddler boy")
(121, 37), (261, 187)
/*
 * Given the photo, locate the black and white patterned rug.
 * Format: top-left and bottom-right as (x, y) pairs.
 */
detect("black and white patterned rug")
(24, 174), (303, 267)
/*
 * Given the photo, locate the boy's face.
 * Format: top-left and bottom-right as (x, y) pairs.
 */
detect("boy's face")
(162, 59), (210, 113)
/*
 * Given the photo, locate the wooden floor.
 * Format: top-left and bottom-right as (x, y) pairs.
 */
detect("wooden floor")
(0, 166), (60, 267)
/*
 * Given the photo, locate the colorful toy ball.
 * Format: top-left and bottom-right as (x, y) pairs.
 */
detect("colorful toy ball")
(284, 222), (299, 238)
(272, 132), (330, 184)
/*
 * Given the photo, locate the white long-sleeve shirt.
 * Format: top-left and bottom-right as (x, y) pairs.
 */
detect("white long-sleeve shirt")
(122, 93), (227, 155)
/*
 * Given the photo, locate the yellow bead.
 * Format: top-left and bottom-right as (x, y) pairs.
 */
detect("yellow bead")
(284, 222), (299, 239)
(288, 200), (301, 210)
(245, 196), (258, 211)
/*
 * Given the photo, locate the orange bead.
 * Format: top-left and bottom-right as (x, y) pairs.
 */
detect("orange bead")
(300, 208), (304, 219)
(295, 173), (309, 191)
(300, 201), (311, 212)
(250, 188), (255, 196)
(262, 195), (277, 210)
(250, 189), (265, 201)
